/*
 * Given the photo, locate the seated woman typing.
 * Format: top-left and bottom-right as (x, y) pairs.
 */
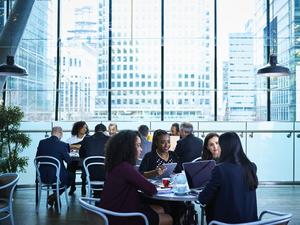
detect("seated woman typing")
(139, 129), (181, 179)
(199, 132), (258, 224)
(100, 130), (173, 225)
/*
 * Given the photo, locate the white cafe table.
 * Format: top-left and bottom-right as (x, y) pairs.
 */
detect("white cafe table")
(151, 188), (199, 202)
(144, 187), (201, 225)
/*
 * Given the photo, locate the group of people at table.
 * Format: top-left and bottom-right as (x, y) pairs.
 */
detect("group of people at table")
(36, 121), (258, 225)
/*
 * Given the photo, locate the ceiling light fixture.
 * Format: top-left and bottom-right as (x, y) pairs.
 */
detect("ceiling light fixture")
(257, 54), (290, 77)
(0, 55), (28, 76)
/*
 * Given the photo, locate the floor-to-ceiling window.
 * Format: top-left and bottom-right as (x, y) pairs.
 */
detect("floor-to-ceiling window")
(1, 0), (298, 122)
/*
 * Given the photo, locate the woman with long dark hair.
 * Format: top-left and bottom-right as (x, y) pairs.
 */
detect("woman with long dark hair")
(100, 130), (173, 225)
(202, 133), (220, 161)
(170, 123), (180, 136)
(199, 132), (258, 224)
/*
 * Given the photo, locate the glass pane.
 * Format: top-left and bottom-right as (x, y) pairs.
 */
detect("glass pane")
(268, 0), (296, 120)
(60, 0), (108, 121)
(4, 0), (57, 120)
(247, 122), (294, 181)
(111, 0), (161, 120)
(164, 0), (214, 121)
(295, 122), (300, 181)
(217, 0), (258, 121)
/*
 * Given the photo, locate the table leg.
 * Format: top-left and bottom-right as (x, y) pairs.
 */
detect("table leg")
(182, 202), (199, 225)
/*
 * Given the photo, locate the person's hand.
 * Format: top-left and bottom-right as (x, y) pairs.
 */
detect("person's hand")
(155, 165), (166, 176)
(70, 144), (81, 150)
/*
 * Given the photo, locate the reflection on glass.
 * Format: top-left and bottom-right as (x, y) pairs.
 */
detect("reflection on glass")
(5, 0), (57, 121)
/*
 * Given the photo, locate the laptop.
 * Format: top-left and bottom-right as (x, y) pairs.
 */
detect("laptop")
(156, 163), (177, 179)
(182, 160), (216, 192)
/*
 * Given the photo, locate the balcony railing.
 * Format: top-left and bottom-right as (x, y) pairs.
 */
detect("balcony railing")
(7, 121), (300, 185)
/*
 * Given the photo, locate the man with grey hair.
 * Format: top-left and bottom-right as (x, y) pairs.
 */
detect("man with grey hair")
(174, 122), (203, 167)
(36, 126), (74, 207)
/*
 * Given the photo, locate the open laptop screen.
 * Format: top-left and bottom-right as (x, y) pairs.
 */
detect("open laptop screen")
(183, 160), (216, 190)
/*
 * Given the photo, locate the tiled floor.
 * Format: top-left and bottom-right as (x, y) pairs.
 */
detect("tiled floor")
(5, 185), (300, 225)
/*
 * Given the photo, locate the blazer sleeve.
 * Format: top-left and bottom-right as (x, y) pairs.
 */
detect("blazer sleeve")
(198, 166), (221, 206)
(79, 138), (87, 158)
(174, 139), (183, 158)
(61, 142), (71, 164)
(125, 164), (157, 196)
(36, 141), (42, 157)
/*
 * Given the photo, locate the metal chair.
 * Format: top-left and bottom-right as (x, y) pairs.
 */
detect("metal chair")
(79, 197), (149, 225)
(208, 210), (292, 225)
(34, 156), (69, 214)
(0, 173), (19, 225)
(79, 197), (108, 225)
(83, 156), (105, 197)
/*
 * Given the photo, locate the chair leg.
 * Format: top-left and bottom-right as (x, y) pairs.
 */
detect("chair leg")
(200, 206), (205, 225)
(56, 190), (61, 214)
(36, 185), (42, 213)
(46, 186), (50, 208)
(64, 186), (69, 208)
(9, 201), (15, 225)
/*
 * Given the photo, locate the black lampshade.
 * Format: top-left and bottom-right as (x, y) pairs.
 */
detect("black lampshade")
(257, 54), (290, 77)
(0, 56), (28, 76)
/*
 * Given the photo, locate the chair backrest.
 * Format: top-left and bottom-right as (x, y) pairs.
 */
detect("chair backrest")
(34, 156), (61, 185)
(83, 156), (105, 181)
(192, 156), (202, 162)
(79, 197), (149, 225)
(79, 197), (108, 225)
(208, 210), (292, 225)
(0, 173), (19, 201)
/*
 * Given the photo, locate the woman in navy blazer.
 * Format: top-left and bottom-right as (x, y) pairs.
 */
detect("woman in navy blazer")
(199, 132), (258, 224)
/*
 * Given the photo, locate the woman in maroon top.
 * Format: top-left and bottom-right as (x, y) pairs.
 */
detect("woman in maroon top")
(100, 130), (173, 225)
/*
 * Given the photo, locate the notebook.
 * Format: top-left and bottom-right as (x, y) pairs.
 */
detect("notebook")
(182, 160), (216, 192)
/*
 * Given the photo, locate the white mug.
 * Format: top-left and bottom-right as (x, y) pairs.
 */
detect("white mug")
(176, 184), (187, 193)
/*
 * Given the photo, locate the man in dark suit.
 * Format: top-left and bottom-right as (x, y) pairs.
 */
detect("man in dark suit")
(174, 122), (203, 168)
(80, 123), (109, 158)
(36, 126), (74, 207)
(79, 123), (109, 196)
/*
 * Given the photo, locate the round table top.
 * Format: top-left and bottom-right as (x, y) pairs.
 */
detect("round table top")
(151, 188), (199, 202)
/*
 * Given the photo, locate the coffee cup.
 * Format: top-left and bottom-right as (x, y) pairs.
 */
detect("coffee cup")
(162, 178), (171, 188)
(176, 184), (187, 193)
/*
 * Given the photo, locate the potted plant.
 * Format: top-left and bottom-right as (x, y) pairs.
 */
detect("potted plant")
(0, 105), (31, 172)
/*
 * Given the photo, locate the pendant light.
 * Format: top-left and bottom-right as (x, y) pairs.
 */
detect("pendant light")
(257, 54), (290, 77)
(0, 55), (28, 76)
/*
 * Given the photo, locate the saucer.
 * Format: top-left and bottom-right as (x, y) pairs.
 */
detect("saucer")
(173, 189), (189, 195)
(156, 187), (172, 194)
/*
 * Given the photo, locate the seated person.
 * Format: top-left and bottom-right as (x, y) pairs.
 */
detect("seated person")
(174, 122), (203, 165)
(202, 133), (221, 161)
(138, 124), (152, 159)
(100, 130), (173, 225)
(198, 132), (258, 224)
(139, 129), (181, 179)
(170, 123), (180, 136)
(80, 123), (109, 197)
(36, 126), (74, 207)
(66, 121), (89, 195)
(108, 123), (118, 136)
